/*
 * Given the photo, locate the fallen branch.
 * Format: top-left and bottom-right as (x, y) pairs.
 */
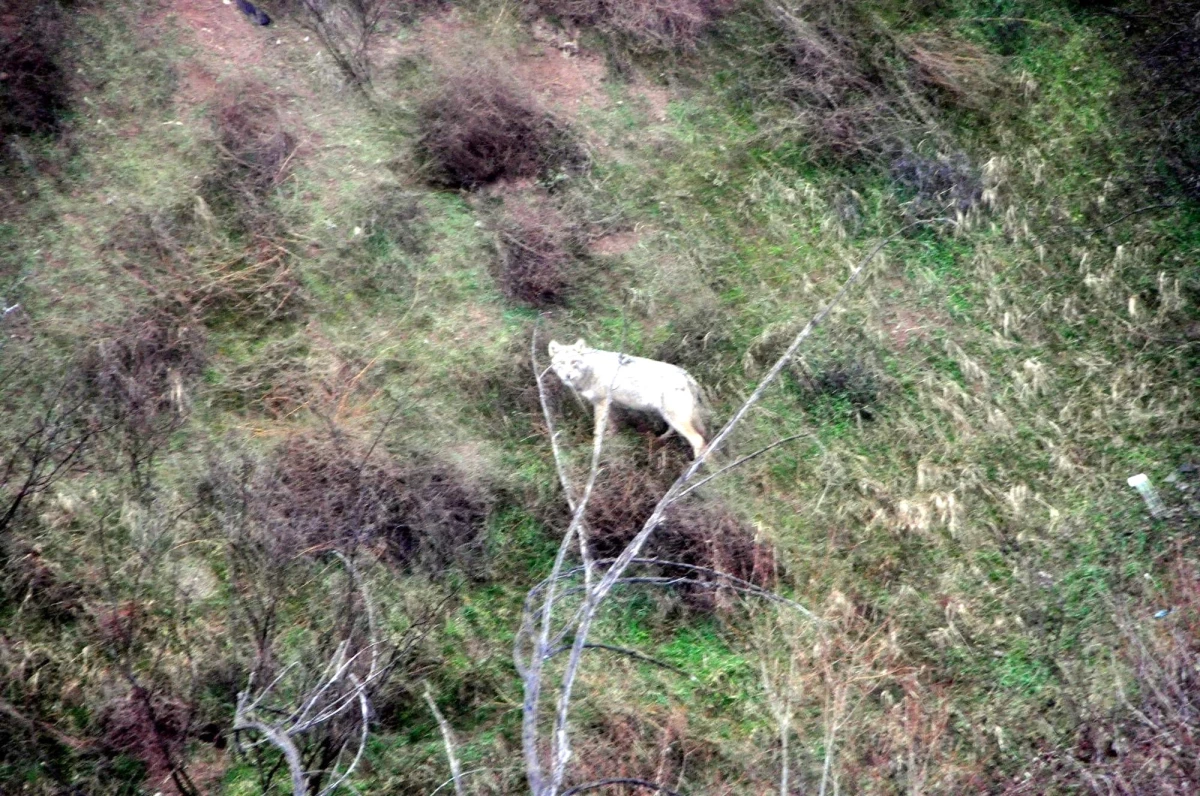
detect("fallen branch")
(424, 683), (466, 796)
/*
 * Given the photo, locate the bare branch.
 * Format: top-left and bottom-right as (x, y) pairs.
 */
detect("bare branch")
(675, 433), (817, 500)
(424, 683), (466, 796)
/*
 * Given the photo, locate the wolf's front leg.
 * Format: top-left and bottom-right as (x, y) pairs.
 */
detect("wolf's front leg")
(592, 400), (613, 441)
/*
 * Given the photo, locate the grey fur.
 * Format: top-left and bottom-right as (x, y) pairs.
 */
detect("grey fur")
(549, 339), (708, 457)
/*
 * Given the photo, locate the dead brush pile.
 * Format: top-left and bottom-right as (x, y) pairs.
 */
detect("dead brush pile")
(249, 434), (493, 577)
(106, 209), (307, 328)
(531, 0), (731, 52)
(416, 69), (582, 189)
(492, 194), (585, 307)
(584, 460), (777, 608)
(82, 307), (208, 435)
(0, 0), (70, 139)
(206, 82), (297, 231)
(98, 686), (193, 791)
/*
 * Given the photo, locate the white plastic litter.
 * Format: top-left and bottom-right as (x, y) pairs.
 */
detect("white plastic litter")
(1128, 473), (1167, 519)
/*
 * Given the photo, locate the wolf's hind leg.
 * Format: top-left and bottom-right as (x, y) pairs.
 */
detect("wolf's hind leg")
(663, 407), (707, 458)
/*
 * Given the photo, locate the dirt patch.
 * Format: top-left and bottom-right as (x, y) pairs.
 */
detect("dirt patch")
(882, 308), (937, 348)
(406, 8), (670, 124)
(168, 0), (271, 66)
(178, 61), (219, 107)
(589, 230), (640, 255)
(513, 43), (611, 117)
(151, 0), (275, 107)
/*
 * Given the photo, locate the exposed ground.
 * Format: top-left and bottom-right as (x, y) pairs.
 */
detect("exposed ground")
(1, 0), (1199, 794)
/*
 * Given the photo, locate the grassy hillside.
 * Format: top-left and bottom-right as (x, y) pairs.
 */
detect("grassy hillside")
(1, 0), (1198, 793)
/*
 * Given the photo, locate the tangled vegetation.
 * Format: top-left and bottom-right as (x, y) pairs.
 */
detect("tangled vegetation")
(1, 0), (1198, 793)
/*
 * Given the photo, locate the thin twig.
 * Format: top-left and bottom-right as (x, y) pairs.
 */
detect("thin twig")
(1091, 202), (1179, 234)
(675, 433), (813, 500)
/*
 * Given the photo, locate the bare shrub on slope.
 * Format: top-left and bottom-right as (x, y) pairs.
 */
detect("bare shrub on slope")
(0, 0), (70, 138)
(492, 194), (586, 307)
(417, 68), (582, 189)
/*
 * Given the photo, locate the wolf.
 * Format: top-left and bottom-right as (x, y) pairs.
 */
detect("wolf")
(548, 338), (708, 458)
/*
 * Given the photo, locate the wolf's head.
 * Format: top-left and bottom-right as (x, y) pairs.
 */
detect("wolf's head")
(548, 338), (589, 387)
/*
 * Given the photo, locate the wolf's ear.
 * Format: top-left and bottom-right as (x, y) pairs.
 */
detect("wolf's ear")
(574, 338), (586, 348)
(548, 340), (561, 355)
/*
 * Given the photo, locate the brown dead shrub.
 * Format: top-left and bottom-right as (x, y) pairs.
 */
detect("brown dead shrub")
(903, 33), (1000, 110)
(106, 215), (308, 328)
(206, 82), (297, 231)
(532, 0), (730, 52)
(492, 194), (585, 307)
(584, 460), (777, 608)
(99, 686), (193, 786)
(1, 539), (85, 621)
(83, 307), (207, 432)
(254, 434), (493, 577)
(417, 69), (581, 189)
(78, 306), (207, 483)
(0, 0), (70, 139)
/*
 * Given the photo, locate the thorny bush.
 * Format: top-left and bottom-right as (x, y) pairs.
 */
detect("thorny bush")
(890, 150), (982, 218)
(207, 82), (297, 231)
(416, 68), (582, 189)
(584, 459), (777, 609)
(492, 193), (584, 307)
(0, 0), (70, 139)
(99, 686), (194, 790)
(82, 306), (207, 454)
(1122, 0), (1200, 199)
(241, 433), (493, 577)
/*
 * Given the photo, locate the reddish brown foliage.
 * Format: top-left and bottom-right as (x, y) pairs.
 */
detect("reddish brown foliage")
(584, 460), (777, 608)
(254, 434), (493, 576)
(100, 686), (192, 785)
(493, 194), (583, 307)
(417, 69), (579, 189)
